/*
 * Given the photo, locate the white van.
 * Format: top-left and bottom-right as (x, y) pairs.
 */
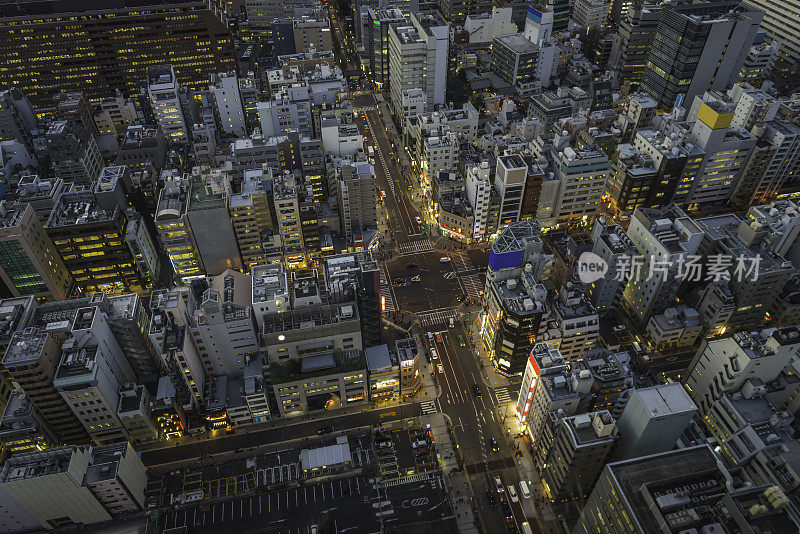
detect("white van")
(519, 480), (532, 500)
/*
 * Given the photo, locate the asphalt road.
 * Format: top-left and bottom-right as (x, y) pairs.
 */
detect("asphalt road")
(141, 404), (421, 466)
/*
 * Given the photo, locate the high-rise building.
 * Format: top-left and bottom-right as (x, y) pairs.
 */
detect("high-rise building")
(481, 222), (551, 375)
(0, 89), (38, 152)
(612, 382), (696, 460)
(0, 202), (73, 301)
(538, 411), (617, 502)
(745, 0), (800, 66)
(147, 65), (189, 143)
(53, 306), (136, 445)
(438, 0), (492, 25)
(3, 331), (89, 444)
(608, 5), (661, 87)
(0, 391), (58, 455)
(0, 0), (236, 108)
(641, 2), (763, 109)
(622, 205), (704, 326)
(336, 161), (377, 244)
(155, 174), (203, 282)
(210, 71), (247, 138)
(573, 444), (800, 534)
(367, 9), (407, 89)
(587, 219), (637, 313)
(388, 13), (449, 116)
(41, 120), (104, 187)
(0, 442), (146, 529)
(571, 0), (608, 29)
(293, 11), (333, 53)
(684, 327), (800, 416)
(535, 0), (569, 32)
(45, 175), (146, 296)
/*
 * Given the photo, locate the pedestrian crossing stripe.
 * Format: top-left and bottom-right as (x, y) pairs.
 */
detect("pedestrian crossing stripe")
(452, 251), (474, 273)
(494, 388), (513, 404)
(379, 265), (396, 312)
(399, 239), (434, 254)
(418, 309), (457, 327)
(420, 401), (438, 415)
(443, 271), (457, 279)
(379, 473), (436, 488)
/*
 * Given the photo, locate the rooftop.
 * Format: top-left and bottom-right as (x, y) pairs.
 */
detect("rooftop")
(47, 190), (116, 228)
(495, 33), (539, 54)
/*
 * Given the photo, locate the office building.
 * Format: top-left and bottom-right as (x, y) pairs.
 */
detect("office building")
(271, 349), (367, 416)
(40, 121), (104, 187)
(293, 12), (333, 53)
(606, 144), (659, 214)
(491, 34), (556, 93)
(0, 391), (58, 455)
(481, 222), (550, 375)
(608, 5), (661, 87)
(745, 0), (800, 65)
(396, 338), (421, 397)
(147, 65), (189, 143)
(516, 343), (593, 444)
(273, 174), (305, 270)
(388, 13), (449, 116)
(438, 0), (492, 25)
(621, 205), (704, 326)
(572, 0), (608, 29)
(0, 89), (37, 152)
(551, 286), (599, 360)
(645, 306), (703, 351)
(613, 382), (697, 460)
(189, 270), (259, 378)
(0, 0), (236, 108)
(587, 219), (636, 313)
(46, 176), (146, 296)
(466, 162), (493, 241)
(53, 306), (136, 445)
(641, 2), (763, 109)
(366, 344), (399, 402)
(210, 71), (247, 138)
(538, 411), (617, 502)
(685, 327), (800, 416)
(463, 7), (517, 44)
(149, 289), (206, 408)
(695, 214), (795, 330)
(155, 175), (203, 281)
(0, 442), (146, 529)
(116, 384), (158, 444)
(3, 331), (89, 444)
(336, 161), (377, 244)
(115, 125), (167, 170)
(494, 154), (528, 226)
(0, 202), (73, 302)
(573, 445), (800, 534)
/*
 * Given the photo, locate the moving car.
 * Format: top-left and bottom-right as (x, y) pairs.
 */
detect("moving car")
(458, 335), (466, 347)
(507, 484), (519, 503)
(436, 333), (443, 343)
(440, 256), (451, 263)
(519, 480), (532, 500)
(437, 364), (444, 374)
(317, 427), (333, 435)
(430, 348), (438, 359)
(485, 489), (497, 507)
(406, 262), (417, 268)
(411, 275), (421, 282)
(494, 475), (504, 493)
(415, 216), (423, 224)
(488, 437), (499, 452)
(472, 384), (482, 397)
(456, 294), (466, 302)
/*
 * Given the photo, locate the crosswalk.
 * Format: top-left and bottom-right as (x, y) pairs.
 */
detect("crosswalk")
(379, 472), (437, 488)
(452, 251), (474, 273)
(493, 387), (514, 405)
(418, 308), (457, 327)
(400, 239), (434, 254)
(420, 400), (438, 415)
(380, 265), (395, 313)
(460, 273), (484, 299)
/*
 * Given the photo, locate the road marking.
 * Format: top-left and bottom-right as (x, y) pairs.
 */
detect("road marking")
(420, 401), (438, 414)
(418, 308), (457, 327)
(399, 239), (434, 254)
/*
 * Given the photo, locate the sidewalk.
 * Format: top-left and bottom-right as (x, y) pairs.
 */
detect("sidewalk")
(495, 404), (564, 534)
(425, 413), (480, 534)
(464, 311), (510, 389)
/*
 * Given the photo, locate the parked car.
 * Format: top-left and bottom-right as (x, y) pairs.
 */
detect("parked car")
(488, 437), (499, 452)
(406, 262), (417, 268)
(440, 256), (451, 263)
(317, 427), (333, 435)
(473, 384), (482, 397)
(437, 364), (444, 374)
(411, 275), (421, 282)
